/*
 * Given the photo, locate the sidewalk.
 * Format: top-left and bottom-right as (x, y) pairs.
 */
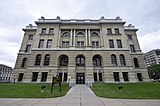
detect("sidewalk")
(0, 84), (160, 106)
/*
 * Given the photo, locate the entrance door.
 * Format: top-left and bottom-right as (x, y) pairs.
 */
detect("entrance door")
(76, 73), (85, 84)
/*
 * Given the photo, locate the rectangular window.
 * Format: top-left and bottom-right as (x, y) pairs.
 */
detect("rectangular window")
(46, 39), (52, 48)
(98, 72), (102, 81)
(62, 41), (69, 48)
(130, 45), (136, 52)
(107, 28), (112, 34)
(109, 39), (114, 48)
(117, 39), (122, 48)
(41, 28), (46, 34)
(18, 73), (24, 81)
(115, 28), (120, 34)
(123, 72), (129, 81)
(38, 39), (44, 48)
(32, 72), (38, 82)
(28, 35), (33, 40)
(94, 73), (97, 81)
(113, 72), (120, 82)
(127, 35), (132, 40)
(25, 45), (31, 52)
(41, 72), (48, 82)
(63, 73), (68, 81)
(92, 41), (99, 48)
(77, 41), (84, 48)
(49, 28), (54, 34)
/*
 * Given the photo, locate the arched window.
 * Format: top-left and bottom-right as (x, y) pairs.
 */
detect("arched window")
(59, 55), (69, 66)
(93, 55), (102, 66)
(91, 32), (99, 37)
(134, 58), (139, 68)
(76, 32), (84, 36)
(111, 54), (117, 66)
(35, 54), (41, 66)
(21, 58), (27, 68)
(76, 55), (85, 66)
(120, 54), (126, 66)
(62, 32), (70, 37)
(44, 54), (50, 66)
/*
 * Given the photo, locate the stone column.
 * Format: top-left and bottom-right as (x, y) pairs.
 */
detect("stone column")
(100, 29), (104, 47)
(85, 29), (88, 46)
(70, 29), (73, 46)
(88, 29), (91, 46)
(73, 29), (76, 46)
(57, 29), (61, 47)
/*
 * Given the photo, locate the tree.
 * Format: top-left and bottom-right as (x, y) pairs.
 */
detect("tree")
(148, 64), (160, 79)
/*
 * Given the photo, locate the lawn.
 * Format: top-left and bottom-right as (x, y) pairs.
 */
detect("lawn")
(91, 82), (160, 99)
(0, 83), (69, 98)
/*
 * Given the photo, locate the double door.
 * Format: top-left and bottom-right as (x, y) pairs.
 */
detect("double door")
(76, 73), (85, 84)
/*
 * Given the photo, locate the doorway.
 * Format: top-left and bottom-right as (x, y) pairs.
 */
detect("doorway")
(76, 73), (85, 84)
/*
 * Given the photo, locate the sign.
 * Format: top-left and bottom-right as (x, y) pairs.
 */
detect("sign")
(51, 75), (61, 93)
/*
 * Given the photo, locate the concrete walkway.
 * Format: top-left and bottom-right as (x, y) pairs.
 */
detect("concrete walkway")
(0, 84), (160, 106)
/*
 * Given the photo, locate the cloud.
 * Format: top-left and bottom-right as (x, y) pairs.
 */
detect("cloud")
(139, 29), (160, 53)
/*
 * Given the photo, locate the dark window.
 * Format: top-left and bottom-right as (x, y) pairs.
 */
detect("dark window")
(76, 55), (85, 66)
(109, 39), (114, 48)
(41, 72), (48, 82)
(35, 54), (41, 66)
(115, 28), (120, 34)
(93, 55), (102, 66)
(107, 28), (112, 34)
(117, 39), (122, 48)
(127, 35), (132, 40)
(94, 73), (97, 81)
(120, 54), (126, 66)
(123, 72), (129, 81)
(130, 45), (135, 52)
(99, 73), (102, 81)
(137, 73), (143, 81)
(64, 73), (68, 81)
(41, 28), (46, 34)
(46, 39), (52, 48)
(21, 58), (27, 68)
(32, 72), (38, 82)
(25, 45), (31, 52)
(77, 41), (84, 48)
(59, 73), (63, 81)
(113, 72), (120, 82)
(44, 54), (50, 66)
(111, 54), (117, 66)
(62, 41), (69, 48)
(49, 28), (54, 34)
(92, 41), (99, 48)
(29, 35), (33, 40)
(59, 55), (68, 66)
(38, 39), (44, 48)
(134, 58), (139, 68)
(18, 73), (24, 81)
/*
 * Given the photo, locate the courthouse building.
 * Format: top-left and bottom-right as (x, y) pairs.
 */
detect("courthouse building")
(12, 16), (149, 84)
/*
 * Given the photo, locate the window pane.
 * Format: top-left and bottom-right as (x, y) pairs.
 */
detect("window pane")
(41, 72), (48, 82)
(123, 72), (129, 81)
(113, 72), (120, 82)
(25, 45), (31, 52)
(32, 72), (38, 82)
(130, 45), (135, 52)
(107, 28), (112, 34)
(64, 73), (68, 81)
(109, 40), (114, 48)
(49, 28), (54, 34)
(94, 73), (97, 81)
(18, 73), (24, 81)
(117, 40), (122, 48)
(38, 39), (44, 48)
(29, 35), (33, 40)
(99, 73), (102, 81)
(127, 35), (132, 40)
(47, 39), (52, 48)
(115, 28), (120, 34)
(41, 28), (46, 34)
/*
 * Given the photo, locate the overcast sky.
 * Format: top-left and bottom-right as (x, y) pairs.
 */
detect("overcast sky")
(0, 0), (160, 68)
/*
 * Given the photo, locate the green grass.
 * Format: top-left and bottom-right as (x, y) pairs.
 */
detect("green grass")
(0, 83), (69, 98)
(91, 82), (160, 99)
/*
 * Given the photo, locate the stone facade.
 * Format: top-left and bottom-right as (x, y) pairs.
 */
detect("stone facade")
(12, 16), (150, 84)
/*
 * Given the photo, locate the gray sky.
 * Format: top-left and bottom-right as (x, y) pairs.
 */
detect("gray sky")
(0, 0), (160, 68)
